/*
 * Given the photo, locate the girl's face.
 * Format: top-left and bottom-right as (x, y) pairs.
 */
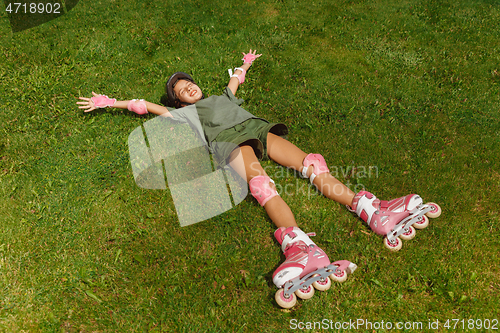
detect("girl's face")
(173, 79), (203, 106)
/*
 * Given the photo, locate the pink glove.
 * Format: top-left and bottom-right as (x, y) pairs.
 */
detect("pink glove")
(91, 94), (116, 108)
(242, 52), (260, 65)
(127, 99), (148, 115)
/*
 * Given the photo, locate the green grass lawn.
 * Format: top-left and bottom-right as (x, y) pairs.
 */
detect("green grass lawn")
(1, 0), (499, 331)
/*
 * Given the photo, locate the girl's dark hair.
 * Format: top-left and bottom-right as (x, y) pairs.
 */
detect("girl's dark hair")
(160, 72), (195, 108)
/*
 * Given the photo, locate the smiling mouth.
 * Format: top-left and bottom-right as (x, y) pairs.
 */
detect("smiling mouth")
(190, 90), (197, 97)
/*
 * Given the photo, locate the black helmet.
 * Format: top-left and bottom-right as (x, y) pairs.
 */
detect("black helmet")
(161, 72), (195, 108)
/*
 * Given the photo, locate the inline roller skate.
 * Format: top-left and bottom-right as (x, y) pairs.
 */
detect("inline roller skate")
(350, 191), (442, 251)
(272, 226), (357, 309)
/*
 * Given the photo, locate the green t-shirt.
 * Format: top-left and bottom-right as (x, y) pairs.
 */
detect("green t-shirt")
(168, 87), (266, 144)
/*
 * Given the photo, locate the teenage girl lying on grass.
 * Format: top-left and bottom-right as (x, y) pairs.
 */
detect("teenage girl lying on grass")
(77, 49), (441, 308)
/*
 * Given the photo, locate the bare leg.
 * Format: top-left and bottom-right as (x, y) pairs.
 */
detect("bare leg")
(229, 145), (298, 228)
(267, 133), (355, 207)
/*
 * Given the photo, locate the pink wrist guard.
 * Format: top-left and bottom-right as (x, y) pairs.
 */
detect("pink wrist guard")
(91, 94), (116, 108)
(242, 53), (259, 65)
(127, 99), (148, 115)
(228, 67), (247, 84)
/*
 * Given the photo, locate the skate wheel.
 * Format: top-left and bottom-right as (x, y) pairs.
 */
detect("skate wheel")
(312, 276), (331, 291)
(275, 288), (297, 309)
(414, 215), (429, 229)
(329, 266), (348, 283)
(425, 202), (442, 219)
(400, 225), (416, 240)
(295, 284), (315, 300)
(384, 236), (402, 251)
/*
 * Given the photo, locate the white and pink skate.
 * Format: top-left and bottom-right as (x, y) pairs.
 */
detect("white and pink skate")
(272, 227), (357, 309)
(351, 191), (442, 251)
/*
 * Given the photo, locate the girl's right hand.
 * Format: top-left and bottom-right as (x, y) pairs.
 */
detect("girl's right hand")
(76, 91), (99, 112)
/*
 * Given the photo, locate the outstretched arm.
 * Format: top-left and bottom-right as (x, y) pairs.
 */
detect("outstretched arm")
(227, 49), (262, 96)
(77, 92), (173, 117)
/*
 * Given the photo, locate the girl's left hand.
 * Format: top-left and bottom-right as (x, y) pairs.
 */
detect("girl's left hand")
(242, 49), (262, 65)
(76, 92), (99, 112)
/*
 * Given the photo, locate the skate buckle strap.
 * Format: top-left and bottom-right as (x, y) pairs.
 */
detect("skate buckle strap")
(286, 230), (315, 239)
(280, 228), (316, 252)
(283, 242), (307, 257)
(282, 233), (316, 254)
(380, 200), (389, 210)
(354, 191), (378, 226)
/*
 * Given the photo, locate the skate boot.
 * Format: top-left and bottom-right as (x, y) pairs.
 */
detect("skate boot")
(350, 191), (442, 251)
(272, 226), (357, 309)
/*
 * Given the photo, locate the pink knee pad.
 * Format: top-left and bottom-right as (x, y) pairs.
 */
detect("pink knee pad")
(127, 99), (148, 115)
(301, 154), (329, 183)
(249, 175), (279, 206)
